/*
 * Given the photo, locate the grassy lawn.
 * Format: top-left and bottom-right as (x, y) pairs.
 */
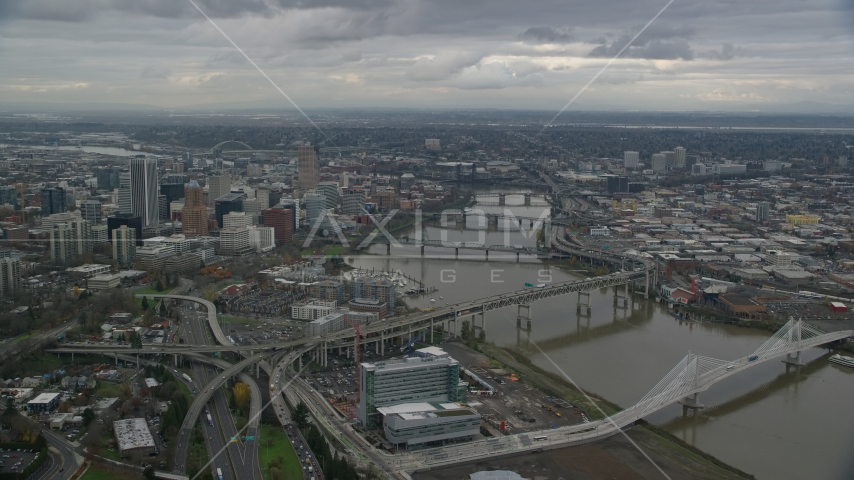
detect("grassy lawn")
(93, 382), (123, 398)
(258, 423), (302, 480)
(80, 463), (138, 480)
(187, 423), (211, 478)
(9, 332), (35, 343)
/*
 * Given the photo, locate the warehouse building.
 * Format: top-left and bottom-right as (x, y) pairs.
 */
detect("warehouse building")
(113, 418), (156, 457)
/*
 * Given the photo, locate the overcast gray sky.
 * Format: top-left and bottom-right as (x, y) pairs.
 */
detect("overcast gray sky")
(1, 0), (853, 112)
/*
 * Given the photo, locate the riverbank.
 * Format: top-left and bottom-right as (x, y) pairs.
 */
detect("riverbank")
(444, 340), (754, 479)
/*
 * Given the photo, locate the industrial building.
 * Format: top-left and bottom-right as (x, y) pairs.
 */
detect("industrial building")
(113, 418), (157, 457)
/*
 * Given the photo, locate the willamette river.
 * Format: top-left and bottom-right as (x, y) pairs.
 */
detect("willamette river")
(347, 190), (854, 480)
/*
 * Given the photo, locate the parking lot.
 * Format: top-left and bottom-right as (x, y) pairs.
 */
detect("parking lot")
(0, 448), (38, 474)
(765, 300), (849, 321)
(225, 317), (309, 346)
(309, 364), (358, 398)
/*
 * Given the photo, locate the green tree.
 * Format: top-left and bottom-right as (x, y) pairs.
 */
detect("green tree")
(81, 408), (95, 426)
(141, 296), (149, 310)
(143, 466), (156, 479)
(292, 401), (310, 429)
(156, 280), (164, 292)
(2, 397), (15, 417)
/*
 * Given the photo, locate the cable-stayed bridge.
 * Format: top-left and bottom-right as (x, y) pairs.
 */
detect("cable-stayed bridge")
(396, 318), (853, 472)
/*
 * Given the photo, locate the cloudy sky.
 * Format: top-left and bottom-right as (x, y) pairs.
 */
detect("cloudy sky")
(1, 0), (853, 112)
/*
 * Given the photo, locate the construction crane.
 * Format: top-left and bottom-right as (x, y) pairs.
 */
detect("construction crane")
(341, 314), (364, 411)
(400, 329), (428, 357)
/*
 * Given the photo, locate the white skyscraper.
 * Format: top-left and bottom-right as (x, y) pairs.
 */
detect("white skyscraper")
(623, 151), (639, 169)
(208, 175), (231, 207)
(118, 172), (132, 214)
(129, 157), (158, 227)
(651, 153), (667, 172)
(675, 147), (686, 168)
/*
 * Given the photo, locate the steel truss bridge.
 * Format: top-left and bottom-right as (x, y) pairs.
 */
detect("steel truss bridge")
(396, 319), (853, 473)
(47, 266), (653, 357)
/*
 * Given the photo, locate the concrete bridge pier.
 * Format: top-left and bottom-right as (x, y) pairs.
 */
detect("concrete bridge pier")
(524, 193), (532, 206)
(455, 248), (459, 259)
(517, 304), (532, 331)
(485, 250), (488, 260)
(577, 291), (591, 315)
(386, 243), (391, 255)
(420, 245), (425, 256)
(645, 270), (650, 299)
(678, 393), (704, 410)
(498, 194), (506, 206)
(431, 318), (434, 344)
(614, 285), (629, 309)
(782, 351), (805, 366)
(516, 252), (520, 262)
(488, 215), (499, 229)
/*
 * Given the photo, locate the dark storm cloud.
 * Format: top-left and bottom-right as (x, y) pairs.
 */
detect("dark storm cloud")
(588, 24), (696, 60)
(517, 27), (574, 44)
(0, 0), (393, 23)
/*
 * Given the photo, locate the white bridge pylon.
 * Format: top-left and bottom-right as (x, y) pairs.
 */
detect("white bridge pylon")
(628, 318), (833, 417)
(398, 319), (853, 472)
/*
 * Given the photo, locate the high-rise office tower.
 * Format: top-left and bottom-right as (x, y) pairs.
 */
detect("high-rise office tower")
(756, 202), (770, 222)
(112, 225), (137, 267)
(262, 207), (294, 245)
(256, 187), (270, 209)
(298, 145), (321, 190)
(316, 181), (339, 211)
(623, 151), (639, 169)
(118, 173), (132, 214)
(183, 151), (194, 170)
(81, 199), (101, 224)
(342, 189), (367, 215)
(129, 157), (158, 227)
(96, 168), (119, 191)
(304, 192), (326, 226)
(651, 153), (667, 172)
(675, 147), (686, 169)
(41, 187), (66, 216)
(662, 151), (676, 169)
(208, 175), (231, 207)
(182, 180), (208, 237)
(278, 198), (299, 230)
(214, 192), (246, 228)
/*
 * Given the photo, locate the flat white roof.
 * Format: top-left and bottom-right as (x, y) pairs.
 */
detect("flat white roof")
(415, 346), (447, 357)
(114, 418), (156, 453)
(28, 392), (60, 404)
(376, 403), (435, 415)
